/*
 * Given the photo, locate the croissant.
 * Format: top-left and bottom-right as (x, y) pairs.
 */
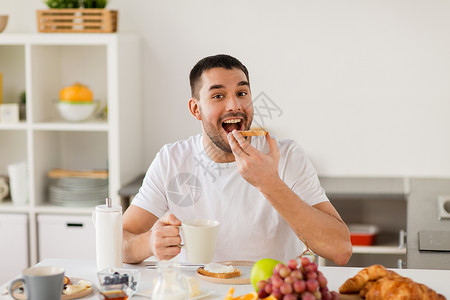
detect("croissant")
(364, 276), (446, 300)
(339, 264), (400, 293)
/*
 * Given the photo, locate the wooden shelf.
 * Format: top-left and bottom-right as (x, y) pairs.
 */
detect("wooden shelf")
(320, 176), (408, 200)
(353, 245), (406, 254)
(0, 201), (31, 213)
(33, 204), (95, 215)
(32, 120), (108, 131)
(0, 122), (28, 130)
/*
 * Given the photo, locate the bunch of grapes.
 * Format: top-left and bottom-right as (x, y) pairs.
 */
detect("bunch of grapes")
(256, 257), (340, 300)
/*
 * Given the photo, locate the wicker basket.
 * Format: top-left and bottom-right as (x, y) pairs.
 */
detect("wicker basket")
(37, 9), (118, 33)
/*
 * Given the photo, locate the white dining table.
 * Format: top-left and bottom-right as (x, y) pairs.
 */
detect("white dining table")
(1, 258), (450, 299)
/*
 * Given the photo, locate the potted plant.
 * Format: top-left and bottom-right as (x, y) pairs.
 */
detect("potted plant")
(44, 0), (81, 8)
(18, 90), (26, 121)
(44, 0), (108, 9)
(82, 0), (108, 8)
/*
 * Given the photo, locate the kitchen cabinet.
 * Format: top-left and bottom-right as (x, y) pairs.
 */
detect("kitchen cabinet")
(37, 214), (96, 261)
(319, 177), (408, 268)
(0, 213), (28, 284)
(0, 34), (143, 267)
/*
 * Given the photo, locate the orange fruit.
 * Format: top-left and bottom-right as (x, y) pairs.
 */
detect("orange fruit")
(224, 287), (235, 300)
(233, 292), (258, 300)
(224, 288), (258, 300)
(60, 82), (93, 102)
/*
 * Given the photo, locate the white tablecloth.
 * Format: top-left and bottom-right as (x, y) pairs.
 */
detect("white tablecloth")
(1, 258), (450, 299)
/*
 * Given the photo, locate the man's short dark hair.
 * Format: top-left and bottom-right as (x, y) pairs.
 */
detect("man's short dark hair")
(189, 54), (250, 98)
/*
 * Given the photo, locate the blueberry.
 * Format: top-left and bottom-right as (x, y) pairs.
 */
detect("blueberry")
(103, 276), (113, 285)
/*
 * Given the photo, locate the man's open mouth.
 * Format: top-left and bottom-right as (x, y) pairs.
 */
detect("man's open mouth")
(222, 118), (244, 134)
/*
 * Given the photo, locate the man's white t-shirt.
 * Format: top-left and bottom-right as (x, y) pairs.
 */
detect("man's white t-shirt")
(132, 134), (329, 262)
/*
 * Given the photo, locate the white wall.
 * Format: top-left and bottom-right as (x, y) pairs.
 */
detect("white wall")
(2, 0), (450, 177)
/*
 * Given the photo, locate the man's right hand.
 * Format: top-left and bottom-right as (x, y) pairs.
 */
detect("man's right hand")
(149, 213), (182, 261)
(123, 205), (182, 264)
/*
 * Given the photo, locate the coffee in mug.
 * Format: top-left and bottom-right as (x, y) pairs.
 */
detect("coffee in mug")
(9, 266), (65, 300)
(179, 218), (220, 264)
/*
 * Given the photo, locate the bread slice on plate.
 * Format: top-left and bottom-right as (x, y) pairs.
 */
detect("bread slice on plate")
(197, 267), (241, 279)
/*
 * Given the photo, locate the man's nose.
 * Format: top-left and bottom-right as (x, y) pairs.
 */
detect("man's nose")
(226, 95), (242, 111)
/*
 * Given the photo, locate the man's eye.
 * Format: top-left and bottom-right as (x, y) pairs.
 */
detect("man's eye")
(212, 94), (224, 99)
(238, 91), (248, 97)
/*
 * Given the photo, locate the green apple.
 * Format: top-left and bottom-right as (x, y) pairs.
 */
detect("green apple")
(250, 258), (283, 291)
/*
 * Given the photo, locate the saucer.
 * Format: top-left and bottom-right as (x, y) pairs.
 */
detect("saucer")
(11, 278), (93, 300)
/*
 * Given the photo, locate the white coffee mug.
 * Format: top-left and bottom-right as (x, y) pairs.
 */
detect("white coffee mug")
(179, 218), (220, 264)
(9, 266), (65, 300)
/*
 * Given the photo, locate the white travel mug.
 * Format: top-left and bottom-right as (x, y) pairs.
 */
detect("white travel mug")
(92, 198), (123, 270)
(7, 161), (28, 205)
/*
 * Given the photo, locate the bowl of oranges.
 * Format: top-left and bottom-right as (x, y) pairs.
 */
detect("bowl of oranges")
(57, 82), (99, 122)
(0, 15), (8, 33)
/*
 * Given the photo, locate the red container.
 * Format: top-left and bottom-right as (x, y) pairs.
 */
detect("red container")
(349, 224), (379, 246)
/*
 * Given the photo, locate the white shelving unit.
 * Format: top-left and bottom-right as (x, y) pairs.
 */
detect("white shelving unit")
(0, 33), (143, 268)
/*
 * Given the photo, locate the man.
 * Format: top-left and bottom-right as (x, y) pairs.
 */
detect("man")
(122, 54), (352, 265)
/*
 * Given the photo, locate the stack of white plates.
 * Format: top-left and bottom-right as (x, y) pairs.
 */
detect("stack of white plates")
(48, 177), (108, 207)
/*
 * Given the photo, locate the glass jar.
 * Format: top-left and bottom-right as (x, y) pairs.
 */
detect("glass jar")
(152, 261), (189, 300)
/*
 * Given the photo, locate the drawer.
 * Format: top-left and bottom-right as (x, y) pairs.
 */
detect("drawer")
(0, 214), (28, 284)
(37, 214), (95, 261)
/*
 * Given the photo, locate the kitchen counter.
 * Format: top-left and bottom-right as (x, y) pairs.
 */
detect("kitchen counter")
(1, 258), (450, 299)
(407, 178), (450, 269)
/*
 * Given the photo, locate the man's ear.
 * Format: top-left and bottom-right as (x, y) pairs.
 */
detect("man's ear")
(189, 98), (202, 120)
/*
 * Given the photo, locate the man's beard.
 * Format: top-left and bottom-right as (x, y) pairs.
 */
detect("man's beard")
(201, 112), (252, 154)
(204, 125), (233, 153)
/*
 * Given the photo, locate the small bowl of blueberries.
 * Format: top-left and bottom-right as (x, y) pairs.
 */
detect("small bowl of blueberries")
(97, 268), (140, 299)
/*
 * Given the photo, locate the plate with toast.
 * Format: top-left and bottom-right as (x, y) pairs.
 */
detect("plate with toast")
(196, 261), (254, 285)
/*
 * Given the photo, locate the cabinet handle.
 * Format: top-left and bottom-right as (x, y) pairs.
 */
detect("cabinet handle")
(66, 223), (83, 228)
(399, 229), (406, 248)
(397, 259), (403, 269)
